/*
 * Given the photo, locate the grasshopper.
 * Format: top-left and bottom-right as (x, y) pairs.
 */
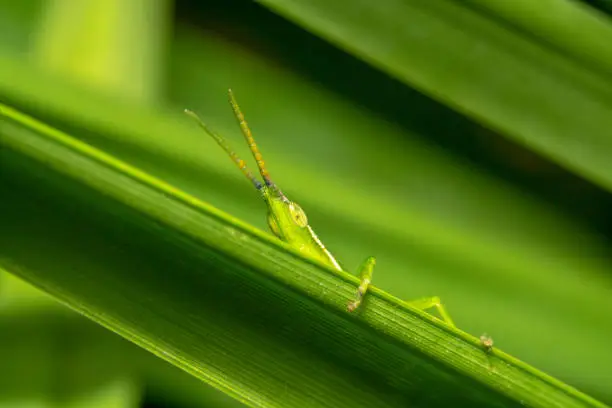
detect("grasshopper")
(185, 89), (456, 325)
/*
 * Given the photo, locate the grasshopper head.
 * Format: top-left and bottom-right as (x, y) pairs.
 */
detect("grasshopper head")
(186, 90), (317, 250)
(186, 90), (341, 269)
(261, 184), (311, 244)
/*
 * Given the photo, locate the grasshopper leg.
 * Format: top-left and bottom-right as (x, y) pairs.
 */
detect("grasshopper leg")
(347, 256), (376, 312)
(347, 260), (492, 360)
(406, 296), (456, 327)
(347, 259), (455, 329)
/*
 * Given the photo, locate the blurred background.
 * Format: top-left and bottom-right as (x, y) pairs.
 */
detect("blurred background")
(1, 0), (612, 406)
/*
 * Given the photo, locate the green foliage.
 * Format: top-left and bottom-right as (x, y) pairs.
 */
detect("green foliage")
(0, 102), (607, 408)
(1, 0), (612, 407)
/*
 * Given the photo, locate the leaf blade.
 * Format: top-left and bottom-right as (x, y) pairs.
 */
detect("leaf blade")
(0, 103), (608, 407)
(258, 0), (612, 191)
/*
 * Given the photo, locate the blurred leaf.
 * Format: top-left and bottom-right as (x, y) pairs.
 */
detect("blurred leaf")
(31, 0), (171, 103)
(0, 0), (43, 55)
(258, 0), (612, 191)
(0, 273), (140, 408)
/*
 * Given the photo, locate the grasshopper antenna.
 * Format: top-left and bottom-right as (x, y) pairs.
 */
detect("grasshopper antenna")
(228, 89), (274, 187)
(184, 108), (263, 190)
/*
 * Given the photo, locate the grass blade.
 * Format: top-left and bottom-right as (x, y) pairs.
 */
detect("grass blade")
(0, 103), (607, 407)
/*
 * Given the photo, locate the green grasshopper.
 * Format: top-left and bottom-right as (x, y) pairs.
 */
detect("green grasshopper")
(185, 89), (456, 325)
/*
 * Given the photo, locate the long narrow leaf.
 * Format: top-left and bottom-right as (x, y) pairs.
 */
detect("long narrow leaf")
(0, 105), (607, 407)
(258, 0), (612, 191)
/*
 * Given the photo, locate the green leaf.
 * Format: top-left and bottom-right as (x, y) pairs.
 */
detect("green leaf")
(1, 1), (612, 404)
(0, 272), (140, 408)
(258, 0), (612, 191)
(0, 103), (607, 407)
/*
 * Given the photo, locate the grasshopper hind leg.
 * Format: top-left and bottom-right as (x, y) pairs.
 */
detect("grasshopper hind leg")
(405, 296), (456, 327)
(347, 260), (497, 359)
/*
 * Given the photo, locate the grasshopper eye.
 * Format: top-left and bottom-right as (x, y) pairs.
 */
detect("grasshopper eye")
(289, 203), (308, 228)
(267, 213), (281, 238)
